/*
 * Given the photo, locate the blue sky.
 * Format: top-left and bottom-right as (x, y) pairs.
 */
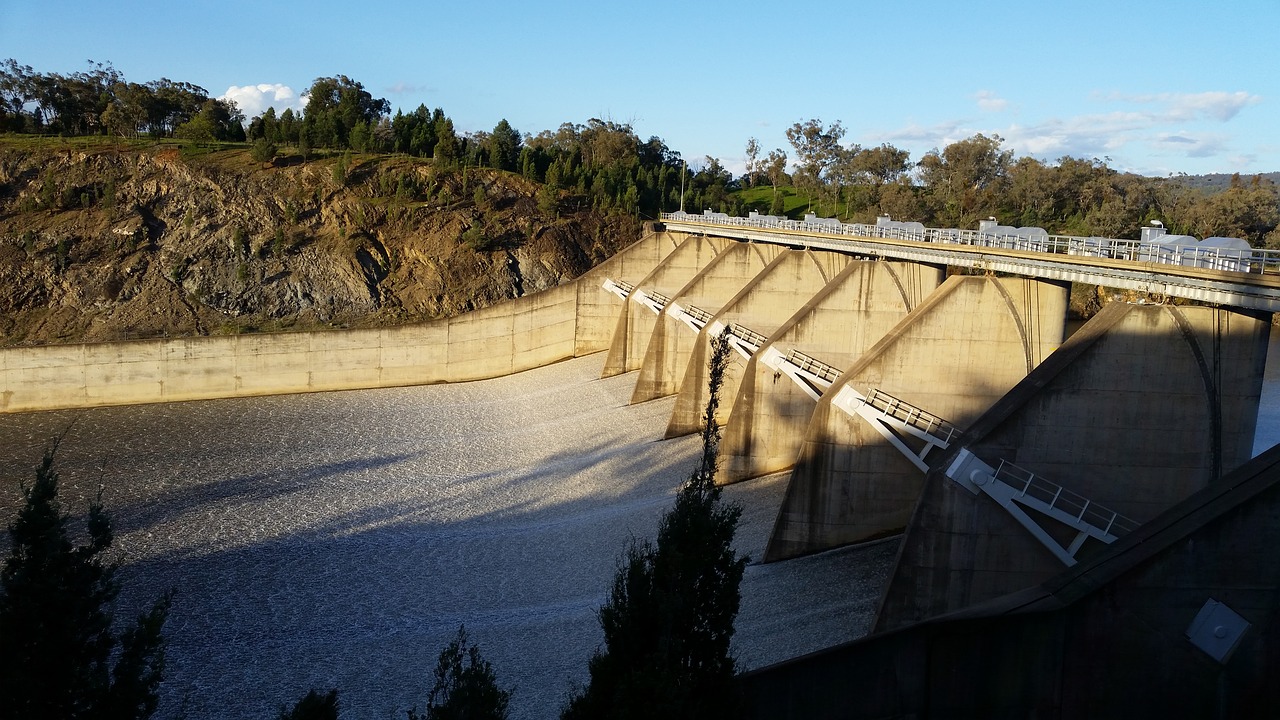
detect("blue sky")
(2, 0), (1276, 177)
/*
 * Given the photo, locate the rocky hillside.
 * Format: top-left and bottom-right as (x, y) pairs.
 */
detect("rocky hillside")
(0, 138), (638, 345)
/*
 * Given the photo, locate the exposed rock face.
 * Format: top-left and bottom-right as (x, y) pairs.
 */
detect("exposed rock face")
(0, 142), (636, 345)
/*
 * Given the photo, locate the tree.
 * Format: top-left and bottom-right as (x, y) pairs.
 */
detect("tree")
(917, 133), (1013, 227)
(278, 689), (339, 720)
(743, 137), (760, 188)
(488, 119), (521, 172)
(785, 118), (845, 212)
(408, 626), (511, 720)
(251, 137), (277, 164)
(763, 149), (788, 214)
(300, 75), (389, 149)
(0, 443), (172, 720)
(563, 332), (746, 720)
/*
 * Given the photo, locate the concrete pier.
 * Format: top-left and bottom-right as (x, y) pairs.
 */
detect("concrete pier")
(629, 242), (784, 403)
(764, 275), (1069, 561)
(875, 302), (1271, 631)
(716, 261), (944, 485)
(600, 232), (729, 377)
(663, 249), (854, 438)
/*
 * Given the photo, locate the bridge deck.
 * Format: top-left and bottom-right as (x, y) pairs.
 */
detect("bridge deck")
(661, 215), (1280, 313)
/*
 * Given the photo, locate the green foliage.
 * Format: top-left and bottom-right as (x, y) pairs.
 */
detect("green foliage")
(408, 626), (511, 720)
(488, 119), (521, 172)
(332, 153), (349, 185)
(461, 224), (498, 252)
(272, 228), (287, 258)
(251, 138), (277, 164)
(102, 177), (117, 212)
(0, 443), (173, 720)
(563, 333), (746, 720)
(300, 75), (390, 150)
(54, 236), (71, 272)
(537, 183), (559, 216)
(278, 689), (339, 720)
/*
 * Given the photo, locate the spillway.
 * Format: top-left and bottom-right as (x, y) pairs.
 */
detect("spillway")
(0, 352), (893, 720)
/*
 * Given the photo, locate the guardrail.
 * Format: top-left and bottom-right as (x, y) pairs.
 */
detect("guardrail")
(660, 211), (1280, 276)
(787, 350), (842, 384)
(727, 323), (768, 348)
(993, 460), (1140, 537)
(684, 304), (712, 325)
(863, 388), (961, 446)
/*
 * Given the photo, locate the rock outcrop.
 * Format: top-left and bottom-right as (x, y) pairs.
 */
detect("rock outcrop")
(0, 140), (636, 345)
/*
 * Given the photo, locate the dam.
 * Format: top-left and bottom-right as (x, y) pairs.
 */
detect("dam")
(3, 215), (1280, 716)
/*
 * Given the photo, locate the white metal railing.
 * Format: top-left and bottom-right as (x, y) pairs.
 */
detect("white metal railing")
(602, 278), (633, 300)
(684, 304), (712, 326)
(863, 388), (962, 447)
(659, 211), (1280, 276)
(993, 460), (1140, 538)
(786, 349), (841, 384)
(727, 323), (768, 349)
(946, 449), (1141, 566)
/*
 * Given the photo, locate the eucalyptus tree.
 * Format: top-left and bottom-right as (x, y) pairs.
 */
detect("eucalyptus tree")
(785, 118), (845, 212)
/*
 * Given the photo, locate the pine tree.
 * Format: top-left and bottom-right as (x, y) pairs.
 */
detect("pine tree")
(563, 332), (746, 720)
(408, 626), (511, 720)
(278, 689), (339, 720)
(0, 443), (172, 720)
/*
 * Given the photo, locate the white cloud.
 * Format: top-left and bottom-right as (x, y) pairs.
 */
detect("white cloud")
(880, 89), (1261, 172)
(1155, 131), (1229, 158)
(1100, 90), (1261, 122)
(387, 82), (430, 95)
(974, 90), (1008, 112)
(220, 83), (306, 119)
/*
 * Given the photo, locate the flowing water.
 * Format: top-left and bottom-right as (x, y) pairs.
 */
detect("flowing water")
(0, 353), (893, 719)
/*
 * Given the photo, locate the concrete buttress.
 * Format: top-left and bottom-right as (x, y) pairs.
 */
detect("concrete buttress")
(764, 275), (1070, 561)
(663, 249), (854, 438)
(716, 260), (945, 485)
(874, 302), (1271, 632)
(601, 233), (728, 377)
(629, 241), (785, 404)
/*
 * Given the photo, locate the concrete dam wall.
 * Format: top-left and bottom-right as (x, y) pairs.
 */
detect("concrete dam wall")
(0, 229), (680, 413)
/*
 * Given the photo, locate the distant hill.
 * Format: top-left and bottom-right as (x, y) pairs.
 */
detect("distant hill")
(1166, 172), (1280, 192)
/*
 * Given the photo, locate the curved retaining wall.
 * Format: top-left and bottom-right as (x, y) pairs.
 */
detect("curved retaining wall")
(0, 230), (682, 413)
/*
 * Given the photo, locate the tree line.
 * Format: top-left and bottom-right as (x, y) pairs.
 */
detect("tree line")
(0, 59), (245, 142)
(735, 119), (1280, 247)
(4, 60), (1276, 246)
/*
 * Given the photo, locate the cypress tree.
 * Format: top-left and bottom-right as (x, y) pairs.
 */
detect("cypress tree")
(563, 332), (746, 720)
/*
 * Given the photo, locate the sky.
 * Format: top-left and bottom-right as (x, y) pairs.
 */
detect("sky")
(2, 0), (1277, 178)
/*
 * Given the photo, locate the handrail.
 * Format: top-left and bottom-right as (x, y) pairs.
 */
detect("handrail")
(727, 323), (768, 348)
(993, 460), (1140, 537)
(660, 211), (1278, 276)
(863, 388), (961, 445)
(684, 304), (712, 324)
(786, 349), (841, 383)
(645, 290), (670, 306)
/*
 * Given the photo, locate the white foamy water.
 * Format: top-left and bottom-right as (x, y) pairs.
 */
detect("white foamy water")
(0, 354), (892, 720)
